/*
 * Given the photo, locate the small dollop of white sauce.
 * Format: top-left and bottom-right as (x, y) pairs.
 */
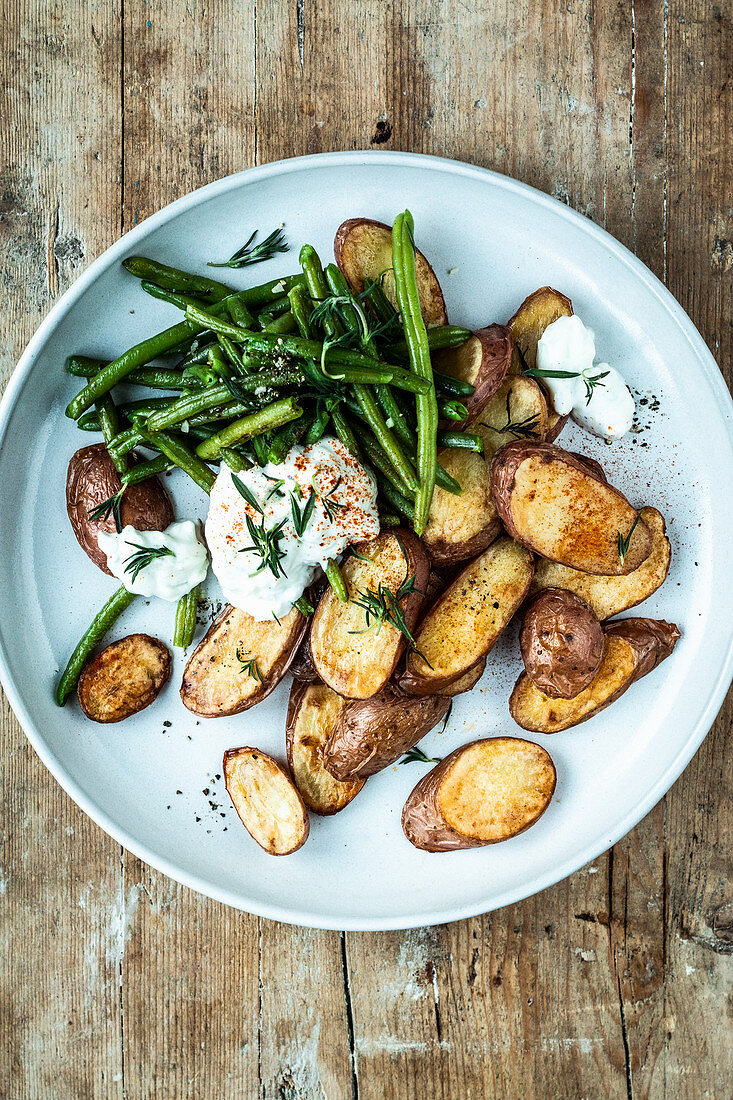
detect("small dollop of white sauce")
(536, 314), (635, 440)
(98, 520), (209, 602)
(206, 437), (380, 621)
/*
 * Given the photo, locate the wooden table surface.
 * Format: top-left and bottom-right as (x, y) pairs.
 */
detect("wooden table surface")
(1, 2), (731, 1097)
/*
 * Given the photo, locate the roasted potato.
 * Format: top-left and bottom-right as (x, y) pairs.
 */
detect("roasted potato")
(223, 747), (309, 855)
(422, 448), (500, 566)
(402, 737), (556, 851)
(181, 604), (307, 717)
(334, 218), (448, 326)
(438, 657), (486, 697)
(530, 507), (671, 620)
(433, 324), (513, 424)
(507, 286), (574, 441)
(66, 443), (174, 574)
(470, 374), (549, 458)
(289, 633), (320, 684)
(490, 441), (653, 575)
(310, 529), (430, 698)
(520, 589), (604, 699)
(398, 537), (535, 695)
(286, 682), (365, 813)
(510, 617), (680, 733)
(77, 633), (171, 722)
(323, 686), (450, 780)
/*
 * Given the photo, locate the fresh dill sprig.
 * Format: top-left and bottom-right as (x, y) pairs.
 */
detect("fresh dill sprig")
(617, 513), (642, 563)
(231, 473), (263, 515)
(480, 392), (542, 440)
(399, 745), (442, 765)
(88, 490), (124, 533)
(239, 515), (288, 579)
(236, 647), (262, 682)
(123, 541), (174, 584)
(207, 226), (289, 269)
(289, 488), (316, 537)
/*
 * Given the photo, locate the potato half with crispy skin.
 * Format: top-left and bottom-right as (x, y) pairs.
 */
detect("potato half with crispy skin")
(323, 686), (450, 780)
(510, 617), (680, 733)
(470, 374), (549, 458)
(77, 633), (171, 722)
(223, 747), (309, 855)
(490, 440), (653, 575)
(398, 537), (535, 695)
(530, 507), (671, 620)
(402, 737), (556, 852)
(520, 588), (604, 699)
(181, 604), (307, 716)
(310, 529), (429, 699)
(422, 448), (500, 566)
(289, 633), (320, 684)
(507, 286), (574, 441)
(438, 657), (487, 697)
(66, 443), (174, 574)
(286, 682), (365, 813)
(433, 324), (513, 424)
(334, 218), (448, 326)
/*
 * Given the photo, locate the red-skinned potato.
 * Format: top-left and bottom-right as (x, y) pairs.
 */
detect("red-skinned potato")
(77, 633), (171, 723)
(422, 448), (500, 566)
(223, 747), (309, 855)
(507, 286), (574, 441)
(334, 218), (448, 326)
(490, 440), (653, 575)
(510, 617), (680, 733)
(66, 443), (174, 574)
(402, 737), (556, 852)
(289, 633), (320, 683)
(286, 682), (365, 813)
(520, 588), (604, 699)
(323, 686), (450, 780)
(433, 325), (513, 425)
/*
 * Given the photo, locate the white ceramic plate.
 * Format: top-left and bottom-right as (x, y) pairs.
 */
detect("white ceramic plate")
(1, 152), (731, 930)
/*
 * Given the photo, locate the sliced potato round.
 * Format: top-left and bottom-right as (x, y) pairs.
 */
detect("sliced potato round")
(470, 374), (549, 459)
(490, 440), (653, 575)
(323, 686), (450, 780)
(402, 737), (556, 851)
(530, 507), (671, 620)
(398, 537), (535, 695)
(510, 616), (680, 732)
(520, 588), (604, 699)
(310, 529), (429, 699)
(181, 604), (307, 717)
(433, 324), (513, 423)
(334, 218), (448, 326)
(286, 682), (365, 813)
(77, 633), (171, 723)
(422, 448), (499, 566)
(223, 747), (309, 856)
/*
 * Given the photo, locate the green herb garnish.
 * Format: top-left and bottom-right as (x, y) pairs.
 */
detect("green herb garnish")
(123, 541), (174, 583)
(239, 515), (288, 579)
(480, 392), (542, 440)
(88, 490), (124, 533)
(207, 226), (289, 269)
(289, 488), (316, 537)
(582, 370), (609, 405)
(236, 647), (262, 682)
(399, 746), (441, 765)
(231, 473), (263, 515)
(617, 514), (641, 563)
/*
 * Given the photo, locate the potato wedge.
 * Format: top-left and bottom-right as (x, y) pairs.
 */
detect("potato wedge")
(507, 286), (574, 440)
(438, 656), (486, 697)
(181, 604), (307, 717)
(310, 529), (430, 698)
(470, 374), (549, 459)
(286, 682), (365, 813)
(77, 633), (171, 723)
(289, 633), (320, 684)
(398, 537), (535, 695)
(510, 616), (680, 733)
(402, 737), (556, 851)
(530, 507), (671, 620)
(66, 443), (174, 574)
(520, 588), (604, 699)
(323, 686), (450, 780)
(490, 441), (653, 575)
(223, 747), (309, 855)
(433, 324), (513, 423)
(334, 218), (448, 326)
(422, 448), (500, 565)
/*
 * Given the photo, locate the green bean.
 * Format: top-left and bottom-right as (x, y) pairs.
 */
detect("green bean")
(96, 394), (128, 475)
(123, 256), (231, 300)
(288, 284), (315, 339)
(196, 398), (303, 460)
(177, 340), (217, 369)
(300, 245), (338, 337)
(359, 431), (415, 499)
(363, 277), (398, 326)
(331, 407), (362, 459)
(375, 385), (414, 449)
(140, 282), (205, 311)
(138, 428), (216, 493)
(56, 586), (137, 706)
(226, 297), (255, 329)
(236, 274), (305, 309)
(76, 412), (102, 431)
(66, 355), (106, 377)
(266, 411), (313, 464)
(69, 359), (191, 389)
(432, 369), (475, 397)
(217, 334), (244, 370)
(436, 430), (483, 453)
(144, 366), (302, 432)
(386, 326), (472, 358)
(377, 479), (415, 521)
(123, 396), (178, 422)
(173, 586), (199, 648)
(438, 398), (469, 421)
(121, 454), (172, 486)
(294, 596), (315, 617)
(262, 310), (296, 334)
(218, 447), (252, 472)
(255, 296), (292, 321)
(378, 508), (402, 527)
(325, 558), (348, 602)
(305, 401), (332, 444)
(251, 434), (270, 466)
(392, 211), (438, 535)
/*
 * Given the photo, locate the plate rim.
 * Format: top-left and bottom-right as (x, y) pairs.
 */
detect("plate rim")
(1, 149), (732, 930)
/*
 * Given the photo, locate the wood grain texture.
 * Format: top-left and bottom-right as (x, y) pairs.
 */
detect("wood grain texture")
(0, 1), (731, 1098)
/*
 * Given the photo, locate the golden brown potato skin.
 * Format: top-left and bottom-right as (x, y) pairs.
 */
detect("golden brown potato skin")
(437, 657), (487, 697)
(401, 737), (556, 852)
(507, 285), (574, 442)
(434, 324), (513, 426)
(422, 448), (501, 566)
(520, 588), (604, 699)
(223, 747), (309, 855)
(66, 443), (174, 574)
(77, 633), (171, 723)
(323, 686), (450, 780)
(285, 681), (364, 813)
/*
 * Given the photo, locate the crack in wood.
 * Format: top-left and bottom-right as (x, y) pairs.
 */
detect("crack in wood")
(339, 932), (359, 1100)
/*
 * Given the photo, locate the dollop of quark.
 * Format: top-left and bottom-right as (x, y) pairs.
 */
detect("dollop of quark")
(205, 437), (380, 621)
(98, 520), (209, 602)
(536, 314), (635, 440)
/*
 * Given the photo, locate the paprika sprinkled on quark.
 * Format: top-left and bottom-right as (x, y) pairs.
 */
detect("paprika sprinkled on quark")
(205, 437), (380, 620)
